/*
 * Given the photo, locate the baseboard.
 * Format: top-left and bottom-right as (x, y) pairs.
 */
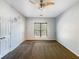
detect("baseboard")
(26, 39), (56, 41)
(25, 37), (56, 40)
(0, 40), (24, 59)
(0, 50), (10, 59)
(57, 40), (79, 57)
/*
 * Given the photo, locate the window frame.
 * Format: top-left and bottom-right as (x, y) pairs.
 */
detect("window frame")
(34, 22), (47, 37)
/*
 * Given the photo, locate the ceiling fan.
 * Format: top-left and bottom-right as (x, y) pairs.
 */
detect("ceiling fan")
(29, 0), (55, 9)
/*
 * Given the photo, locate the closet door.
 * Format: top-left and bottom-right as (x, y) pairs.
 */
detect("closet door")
(10, 21), (17, 50)
(0, 18), (10, 57)
(0, 18), (1, 56)
(10, 18), (19, 50)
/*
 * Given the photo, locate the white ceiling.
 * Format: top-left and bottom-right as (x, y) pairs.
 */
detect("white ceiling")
(5, 0), (79, 17)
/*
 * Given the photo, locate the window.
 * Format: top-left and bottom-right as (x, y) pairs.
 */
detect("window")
(34, 22), (47, 37)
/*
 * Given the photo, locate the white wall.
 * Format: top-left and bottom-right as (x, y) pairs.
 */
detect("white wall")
(56, 3), (79, 57)
(0, 0), (25, 58)
(25, 17), (56, 40)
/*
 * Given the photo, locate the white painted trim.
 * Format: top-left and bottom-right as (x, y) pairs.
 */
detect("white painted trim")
(0, 40), (24, 59)
(57, 40), (79, 57)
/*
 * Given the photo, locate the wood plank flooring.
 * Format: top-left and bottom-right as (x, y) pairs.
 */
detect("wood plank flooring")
(2, 40), (79, 59)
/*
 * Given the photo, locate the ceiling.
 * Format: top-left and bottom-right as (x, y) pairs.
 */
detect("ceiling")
(5, 0), (79, 17)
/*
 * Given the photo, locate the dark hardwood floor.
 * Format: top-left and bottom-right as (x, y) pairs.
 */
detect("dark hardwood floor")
(2, 40), (79, 59)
